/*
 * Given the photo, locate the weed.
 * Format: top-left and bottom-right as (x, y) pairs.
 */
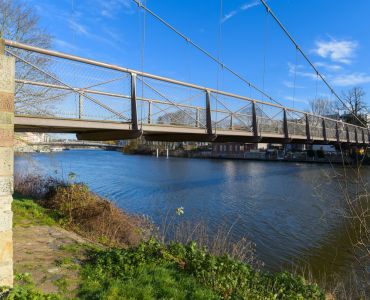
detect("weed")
(12, 196), (62, 227)
(78, 239), (324, 300)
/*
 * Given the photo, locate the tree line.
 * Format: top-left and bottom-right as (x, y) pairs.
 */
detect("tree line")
(310, 87), (368, 127)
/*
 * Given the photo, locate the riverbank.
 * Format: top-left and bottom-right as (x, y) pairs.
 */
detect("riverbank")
(1, 181), (325, 299)
(14, 150), (370, 292)
(129, 148), (369, 165)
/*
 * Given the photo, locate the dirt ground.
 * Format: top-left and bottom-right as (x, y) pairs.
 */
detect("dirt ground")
(13, 225), (89, 297)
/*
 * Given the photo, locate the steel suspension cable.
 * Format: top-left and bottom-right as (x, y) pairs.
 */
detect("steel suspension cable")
(259, 0), (367, 127)
(131, 0), (283, 107)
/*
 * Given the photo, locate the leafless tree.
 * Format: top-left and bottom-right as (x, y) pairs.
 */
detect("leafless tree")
(158, 109), (196, 127)
(0, 0), (51, 47)
(309, 98), (336, 117)
(307, 98), (337, 131)
(0, 0), (60, 115)
(338, 87), (368, 126)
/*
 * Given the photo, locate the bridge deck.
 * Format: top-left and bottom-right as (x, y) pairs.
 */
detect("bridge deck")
(14, 116), (365, 145)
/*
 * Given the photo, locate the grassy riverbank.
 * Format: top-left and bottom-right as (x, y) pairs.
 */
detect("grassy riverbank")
(1, 178), (325, 299)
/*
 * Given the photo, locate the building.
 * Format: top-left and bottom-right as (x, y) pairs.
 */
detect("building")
(212, 142), (268, 154)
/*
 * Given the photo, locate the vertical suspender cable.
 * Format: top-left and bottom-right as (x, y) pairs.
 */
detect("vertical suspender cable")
(215, 0), (223, 134)
(262, 7), (269, 101)
(71, 0), (78, 119)
(292, 47), (298, 109)
(140, 0), (147, 129)
(315, 72), (319, 103)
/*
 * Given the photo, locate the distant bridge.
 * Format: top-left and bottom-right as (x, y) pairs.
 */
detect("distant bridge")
(31, 141), (123, 150)
(2, 39), (368, 146)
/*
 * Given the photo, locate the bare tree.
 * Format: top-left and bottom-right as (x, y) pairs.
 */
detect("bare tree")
(309, 97), (336, 117)
(0, 0), (51, 47)
(158, 109), (196, 127)
(0, 0), (59, 115)
(338, 87), (368, 126)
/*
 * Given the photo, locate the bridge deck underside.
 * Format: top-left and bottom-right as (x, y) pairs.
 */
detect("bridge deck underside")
(15, 116), (367, 145)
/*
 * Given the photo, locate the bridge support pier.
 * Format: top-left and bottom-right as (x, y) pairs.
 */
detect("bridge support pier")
(0, 51), (15, 287)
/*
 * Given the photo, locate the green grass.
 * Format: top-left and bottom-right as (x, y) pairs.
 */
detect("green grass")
(6, 197), (324, 299)
(79, 262), (219, 300)
(78, 240), (324, 300)
(12, 194), (62, 227)
(1, 273), (64, 300)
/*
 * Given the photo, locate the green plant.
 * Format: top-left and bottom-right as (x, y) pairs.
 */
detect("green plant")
(53, 277), (69, 294)
(79, 240), (324, 300)
(78, 239), (219, 299)
(1, 273), (63, 300)
(12, 196), (62, 227)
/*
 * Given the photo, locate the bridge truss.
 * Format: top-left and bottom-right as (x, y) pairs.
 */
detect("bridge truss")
(3, 39), (369, 145)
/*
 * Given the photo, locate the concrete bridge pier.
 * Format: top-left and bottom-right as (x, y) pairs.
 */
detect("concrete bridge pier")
(0, 47), (15, 287)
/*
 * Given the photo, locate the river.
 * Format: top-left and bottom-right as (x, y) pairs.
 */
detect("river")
(15, 150), (369, 283)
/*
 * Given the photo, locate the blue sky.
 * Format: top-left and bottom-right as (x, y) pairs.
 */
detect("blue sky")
(28, 0), (370, 112)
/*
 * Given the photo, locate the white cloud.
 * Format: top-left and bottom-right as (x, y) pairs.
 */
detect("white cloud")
(314, 62), (343, 72)
(68, 19), (125, 51)
(282, 80), (305, 89)
(98, 0), (134, 18)
(331, 73), (370, 87)
(288, 63), (318, 80)
(68, 20), (89, 36)
(313, 39), (358, 64)
(54, 39), (80, 51)
(222, 0), (264, 23)
(241, 1), (261, 10)
(222, 11), (238, 23)
(284, 96), (309, 104)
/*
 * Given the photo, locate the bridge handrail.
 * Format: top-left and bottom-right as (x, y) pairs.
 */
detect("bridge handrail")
(5, 39), (368, 132)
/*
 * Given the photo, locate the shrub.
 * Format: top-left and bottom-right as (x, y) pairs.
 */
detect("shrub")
(79, 239), (324, 300)
(14, 174), (152, 248)
(42, 182), (150, 247)
(13, 174), (60, 200)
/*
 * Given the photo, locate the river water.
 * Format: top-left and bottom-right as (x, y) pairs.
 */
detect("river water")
(15, 150), (369, 281)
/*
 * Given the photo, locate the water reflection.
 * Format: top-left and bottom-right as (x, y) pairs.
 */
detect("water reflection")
(15, 150), (369, 282)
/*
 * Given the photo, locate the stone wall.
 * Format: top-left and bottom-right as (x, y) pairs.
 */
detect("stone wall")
(0, 52), (15, 287)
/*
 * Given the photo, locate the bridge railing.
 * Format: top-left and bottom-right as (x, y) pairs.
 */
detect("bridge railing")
(348, 126), (357, 143)
(209, 93), (253, 133)
(307, 115), (323, 140)
(8, 44), (133, 122)
(325, 119), (336, 141)
(286, 111), (306, 137)
(4, 39), (369, 144)
(253, 103), (284, 136)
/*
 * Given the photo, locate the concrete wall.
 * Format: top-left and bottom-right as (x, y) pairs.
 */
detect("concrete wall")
(0, 52), (15, 287)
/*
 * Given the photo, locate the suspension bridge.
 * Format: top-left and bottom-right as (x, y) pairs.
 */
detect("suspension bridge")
(1, 0), (370, 288)
(0, 37), (368, 145)
(0, 0), (368, 146)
